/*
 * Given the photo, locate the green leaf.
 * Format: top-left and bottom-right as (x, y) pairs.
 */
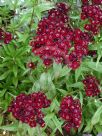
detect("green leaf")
(0, 70), (10, 80)
(75, 67), (82, 82)
(0, 115), (3, 125)
(70, 16), (80, 19)
(39, 73), (47, 90)
(53, 62), (62, 79)
(95, 125), (102, 133)
(34, 2), (54, 19)
(96, 55), (101, 68)
(60, 66), (71, 77)
(0, 89), (6, 97)
(3, 45), (11, 56)
(52, 115), (63, 134)
(68, 82), (84, 89)
(47, 73), (56, 95)
(0, 124), (18, 131)
(84, 62), (102, 73)
(84, 121), (93, 132)
(0, 62), (8, 68)
(13, 65), (18, 77)
(44, 113), (54, 123)
(91, 106), (102, 125)
(79, 91), (83, 107)
(34, 8), (41, 20)
(34, 2), (54, 20)
(16, 32), (29, 43)
(12, 76), (18, 87)
(50, 98), (59, 112)
(16, 59), (25, 70)
(56, 88), (68, 95)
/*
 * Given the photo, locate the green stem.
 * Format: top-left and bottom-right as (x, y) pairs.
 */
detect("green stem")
(76, 0), (81, 11)
(37, 126), (42, 136)
(29, 1), (36, 32)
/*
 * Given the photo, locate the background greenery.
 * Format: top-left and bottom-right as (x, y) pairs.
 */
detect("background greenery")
(0, 0), (102, 135)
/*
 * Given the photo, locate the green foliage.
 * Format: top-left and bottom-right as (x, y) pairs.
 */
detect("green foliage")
(0, 0), (102, 136)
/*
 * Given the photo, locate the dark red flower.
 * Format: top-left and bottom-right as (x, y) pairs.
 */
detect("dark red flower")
(83, 75), (100, 96)
(4, 32), (12, 44)
(27, 62), (36, 69)
(0, 29), (4, 40)
(66, 51), (81, 70)
(59, 96), (82, 132)
(81, 4), (102, 35)
(8, 92), (51, 127)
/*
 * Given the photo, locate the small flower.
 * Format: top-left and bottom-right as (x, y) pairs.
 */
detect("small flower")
(82, 75), (100, 96)
(27, 62), (36, 69)
(4, 32), (12, 44)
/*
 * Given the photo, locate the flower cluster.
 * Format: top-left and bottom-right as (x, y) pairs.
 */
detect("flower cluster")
(82, 0), (102, 5)
(30, 3), (71, 67)
(8, 92), (51, 127)
(83, 75), (100, 96)
(65, 29), (92, 69)
(59, 96), (82, 132)
(81, 1), (102, 35)
(30, 2), (93, 70)
(0, 28), (12, 44)
(92, 0), (102, 5)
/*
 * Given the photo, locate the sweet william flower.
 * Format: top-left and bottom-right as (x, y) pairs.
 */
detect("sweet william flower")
(30, 2), (95, 70)
(4, 32), (12, 44)
(81, 3), (102, 35)
(27, 62), (36, 69)
(8, 92), (51, 128)
(83, 75), (100, 96)
(0, 29), (3, 40)
(59, 96), (82, 132)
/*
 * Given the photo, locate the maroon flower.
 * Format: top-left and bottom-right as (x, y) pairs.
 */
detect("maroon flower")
(27, 62), (36, 69)
(4, 32), (12, 44)
(81, 4), (102, 35)
(83, 75), (100, 96)
(8, 92), (51, 127)
(92, 0), (102, 5)
(0, 29), (4, 40)
(30, 2), (95, 70)
(66, 51), (81, 70)
(59, 96), (82, 132)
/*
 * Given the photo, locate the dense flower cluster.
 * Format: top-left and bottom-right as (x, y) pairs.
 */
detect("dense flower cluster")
(30, 2), (93, 70)
(65, 29), (92, 69)
(83, 75), (100, 96)
(92, 0), (102, 4)
(59, 96), (82, 132)
(30, 3), (71, 67)
(81, 0), (102, 35)
(0, 28), (12, 44)
(8, 92), (51, 127)
(82, 0), (102, 5)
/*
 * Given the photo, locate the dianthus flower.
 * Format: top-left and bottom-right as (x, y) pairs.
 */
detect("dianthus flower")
(59, 96), (82, 132)
(8, 92), (51, 127)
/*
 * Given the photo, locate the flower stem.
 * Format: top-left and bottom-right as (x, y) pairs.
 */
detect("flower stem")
(37, 126), (42, 136)
(76, 0), (81, 11)
(29, 1), (36, 32)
